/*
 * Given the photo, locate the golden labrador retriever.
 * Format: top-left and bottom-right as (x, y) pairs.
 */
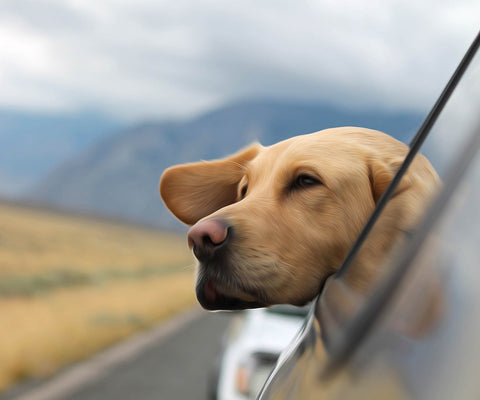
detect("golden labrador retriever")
(160, 127), (440, 311)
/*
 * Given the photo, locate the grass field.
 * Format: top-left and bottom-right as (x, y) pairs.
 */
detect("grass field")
(0, 202), (196, 392)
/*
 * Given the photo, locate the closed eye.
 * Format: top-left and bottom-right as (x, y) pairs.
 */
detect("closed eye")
(291, 174), (323, 190)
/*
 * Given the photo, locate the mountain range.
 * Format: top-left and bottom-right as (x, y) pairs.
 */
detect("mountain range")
(24, 99), (424, 229)
(0, 110), (121, 195)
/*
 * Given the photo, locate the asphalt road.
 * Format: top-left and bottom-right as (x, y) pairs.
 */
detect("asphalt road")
(4, 309), (233, 400)
(67, 311), (232, 400)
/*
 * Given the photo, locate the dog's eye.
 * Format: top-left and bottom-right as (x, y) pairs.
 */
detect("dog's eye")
(240, 185), (248, 199)
(293, 174), (322, 190)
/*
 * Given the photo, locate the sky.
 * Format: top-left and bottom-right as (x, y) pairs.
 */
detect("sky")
(0, 0), (478, 121)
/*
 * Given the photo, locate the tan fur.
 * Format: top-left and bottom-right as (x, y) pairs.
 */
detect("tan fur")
(160, 127), (440, 307)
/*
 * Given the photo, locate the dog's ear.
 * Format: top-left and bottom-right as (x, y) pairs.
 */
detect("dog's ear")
(368, 158), (408, 204)
(160, 144), (261, 225)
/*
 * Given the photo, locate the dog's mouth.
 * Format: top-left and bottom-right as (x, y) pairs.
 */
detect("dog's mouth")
(195, 276), (266, 311)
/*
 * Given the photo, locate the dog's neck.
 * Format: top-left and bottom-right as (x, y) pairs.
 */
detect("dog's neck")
(316, 276), (363, 347)
(314, 226), (408, 331)
(339, 209), (414, 291)
(316, 227), (439, 344)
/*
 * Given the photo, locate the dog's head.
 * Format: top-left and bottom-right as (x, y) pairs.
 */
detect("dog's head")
(160, 127), (439, 311)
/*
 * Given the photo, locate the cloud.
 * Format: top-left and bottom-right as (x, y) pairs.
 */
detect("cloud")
(0, 0), (478, 120)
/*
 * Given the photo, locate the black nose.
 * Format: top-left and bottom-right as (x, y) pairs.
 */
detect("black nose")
(187, 218), (230, 262)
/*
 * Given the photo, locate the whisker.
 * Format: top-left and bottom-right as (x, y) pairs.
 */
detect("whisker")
(182, 262), (197, 271)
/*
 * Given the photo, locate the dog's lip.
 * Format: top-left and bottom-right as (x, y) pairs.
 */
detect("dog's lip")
(196, 278), (266, 311)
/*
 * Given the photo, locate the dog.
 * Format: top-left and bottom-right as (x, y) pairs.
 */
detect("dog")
(159, 127), (440, 312)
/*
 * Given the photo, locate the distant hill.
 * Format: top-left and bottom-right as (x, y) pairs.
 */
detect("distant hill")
(0, 110), (121, 195)
(28, 99), (424, 229)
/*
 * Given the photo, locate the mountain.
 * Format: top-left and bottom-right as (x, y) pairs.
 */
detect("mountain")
(0, 110), (121, 196)
(28, 99), (424, 229)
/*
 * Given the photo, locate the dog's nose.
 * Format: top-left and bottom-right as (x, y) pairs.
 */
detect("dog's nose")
(187, 218), (230, 261)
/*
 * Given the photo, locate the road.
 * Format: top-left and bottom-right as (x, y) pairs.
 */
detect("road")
(4, 309), (233, 400)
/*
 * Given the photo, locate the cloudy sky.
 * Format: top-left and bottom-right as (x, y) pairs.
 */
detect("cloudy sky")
(0, 0), (478, 121)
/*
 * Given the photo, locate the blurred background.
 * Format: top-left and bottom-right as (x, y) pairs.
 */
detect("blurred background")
(0, 1), (478, 399)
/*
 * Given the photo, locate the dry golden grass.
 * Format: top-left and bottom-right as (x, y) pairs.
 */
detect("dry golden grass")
(0, 202), (196, 392)
(0, 203), (191, 276)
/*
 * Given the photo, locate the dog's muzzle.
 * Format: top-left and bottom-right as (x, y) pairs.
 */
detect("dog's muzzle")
(188, 218), (266, 310)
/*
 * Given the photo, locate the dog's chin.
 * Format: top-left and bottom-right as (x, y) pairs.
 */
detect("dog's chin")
(195, 277), (267, 311)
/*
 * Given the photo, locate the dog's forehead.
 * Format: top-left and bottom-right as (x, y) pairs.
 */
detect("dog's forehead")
(248, 131), (357, 173)
(245, 139), (295, 178)
(242, 129), (382, 191)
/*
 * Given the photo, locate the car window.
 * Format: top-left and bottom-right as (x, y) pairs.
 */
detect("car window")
(305, 107), (480, 400)
(323, 30), (480, 370)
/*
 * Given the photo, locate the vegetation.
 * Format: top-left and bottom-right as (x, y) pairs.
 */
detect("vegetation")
(0, 202), (196, 392)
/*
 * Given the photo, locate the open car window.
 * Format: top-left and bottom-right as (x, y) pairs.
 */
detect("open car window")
(323, 30), (480, 367)
(259, 31), (480, 400)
